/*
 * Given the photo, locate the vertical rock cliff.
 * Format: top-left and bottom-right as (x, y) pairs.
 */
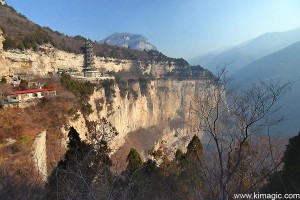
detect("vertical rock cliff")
(87, 79), (216, 160)
(0, 34), (217, 165)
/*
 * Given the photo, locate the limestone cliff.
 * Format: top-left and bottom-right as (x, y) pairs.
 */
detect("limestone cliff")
(52, 77), (215, 161)
(0, 34), (216, 167)
(0, 44), (182, 78)
(87, 79), (215, 159)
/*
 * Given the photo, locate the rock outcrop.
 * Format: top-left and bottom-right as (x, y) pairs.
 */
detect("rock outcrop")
(87, 79), (215, 158)
(0, 28), (10, 76)
(0, 0), (5, 6)
(56, 77), (215, 161)
(0, 44), (179, 77)
(0, 28), (4, 51)
(32, 130), (47, 181)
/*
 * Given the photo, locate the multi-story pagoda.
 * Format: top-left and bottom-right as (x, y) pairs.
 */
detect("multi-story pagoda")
(83, 41), (100, 78)
(84, 41), (96, 71)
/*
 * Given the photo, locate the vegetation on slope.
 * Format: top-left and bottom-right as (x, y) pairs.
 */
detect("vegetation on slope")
(43, 128), (299, 199)
(45, 130), (206, 199)
(263, 132), (300, 194)
(0, 92), (81, 199)
(60, 72), (95, 115)
(0, 5), (179, 62)
(0, 3), (217, 81)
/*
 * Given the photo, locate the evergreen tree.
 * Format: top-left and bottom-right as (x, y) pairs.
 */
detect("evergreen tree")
(263, 132), (300, 193)
(126, 148), (143, 173)
(176, 135), (205, 198)
(175, 149), (184, 161)
(46, 127), (112, 199)
(186, 135), (203, 161)
(282, 132), (300, 180)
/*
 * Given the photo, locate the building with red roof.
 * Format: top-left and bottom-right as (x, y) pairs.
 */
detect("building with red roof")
(4, 88), (56, 103)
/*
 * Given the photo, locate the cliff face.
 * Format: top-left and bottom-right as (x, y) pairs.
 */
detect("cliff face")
(0, 38), (216, 164)
(87, 79), (215, 158)
(0, 29), (10, 75)
(0, 44), (180, 77)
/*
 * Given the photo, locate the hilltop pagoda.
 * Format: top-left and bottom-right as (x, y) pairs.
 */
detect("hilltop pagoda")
(84, 41), (96, 71)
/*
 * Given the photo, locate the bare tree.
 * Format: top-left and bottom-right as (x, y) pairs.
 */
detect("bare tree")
(189, 67), (290, 199)
(0, 157), (45, 200)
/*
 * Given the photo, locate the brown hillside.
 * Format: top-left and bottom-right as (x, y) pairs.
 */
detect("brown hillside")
(0, 4), (180, 62)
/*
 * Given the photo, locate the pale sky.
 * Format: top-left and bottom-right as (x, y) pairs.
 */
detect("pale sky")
(5, 0), (300, 59)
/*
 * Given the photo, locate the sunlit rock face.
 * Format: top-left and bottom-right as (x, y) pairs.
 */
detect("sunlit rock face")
(87, 79), (216, 159)
(0, 40), (217, 162)
(0, 0), (6, 6)
(0, 44), (180, 77)
(0, 28), (4, 51)
(0, 29), (10, 75)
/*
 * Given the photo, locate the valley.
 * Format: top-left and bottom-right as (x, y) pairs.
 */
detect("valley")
(0, 1), (299, 199)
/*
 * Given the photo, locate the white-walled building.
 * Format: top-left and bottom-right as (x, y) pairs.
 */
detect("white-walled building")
(4, 88), (56, 103)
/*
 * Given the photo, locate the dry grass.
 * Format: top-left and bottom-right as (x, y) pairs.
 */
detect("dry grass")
(0, 93), (77, 142)
(0, 86), (80, 183)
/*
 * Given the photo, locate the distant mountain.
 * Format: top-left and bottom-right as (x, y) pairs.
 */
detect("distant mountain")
(99, 33), (157, 51)
(189, 28), (300, 74)
(234, 41), (300, 135)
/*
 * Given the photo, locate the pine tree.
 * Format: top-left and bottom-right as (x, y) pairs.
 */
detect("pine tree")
(263, 132), (300, 193)
(126, 148), (143, 173)
(46, 127), (112, 199)
(186, 135), (203, 161)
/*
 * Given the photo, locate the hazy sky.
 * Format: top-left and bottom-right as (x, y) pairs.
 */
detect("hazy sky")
(5, 0), (300, 59)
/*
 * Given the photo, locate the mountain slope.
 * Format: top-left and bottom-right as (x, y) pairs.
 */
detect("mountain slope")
(234, 41), (300, 135)
(0, 4), (174, 63)
(0, 3), (215, 80)
(234, 41), (300, 82)
(190, 28), (300, 74)
(100, 33), (156, 51)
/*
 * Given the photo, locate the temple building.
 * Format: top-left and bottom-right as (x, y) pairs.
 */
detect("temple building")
(4, 88), (56, 104)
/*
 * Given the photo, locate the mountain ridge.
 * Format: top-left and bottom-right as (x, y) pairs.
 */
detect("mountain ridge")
(100, 32), (157, 51)
(0, 4), (189, 68)
(234, 40), (300, 135)
(189, 28), (300, 74)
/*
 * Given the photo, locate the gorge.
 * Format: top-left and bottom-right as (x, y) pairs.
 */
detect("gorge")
(0, 24), (216, 176)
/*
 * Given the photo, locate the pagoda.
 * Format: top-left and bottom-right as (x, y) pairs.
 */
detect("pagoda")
(84, 41), (96, 71)
(83, 41), (100, 78)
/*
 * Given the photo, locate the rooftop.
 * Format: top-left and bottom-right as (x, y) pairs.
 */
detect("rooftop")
(6, 88), (55, 95)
